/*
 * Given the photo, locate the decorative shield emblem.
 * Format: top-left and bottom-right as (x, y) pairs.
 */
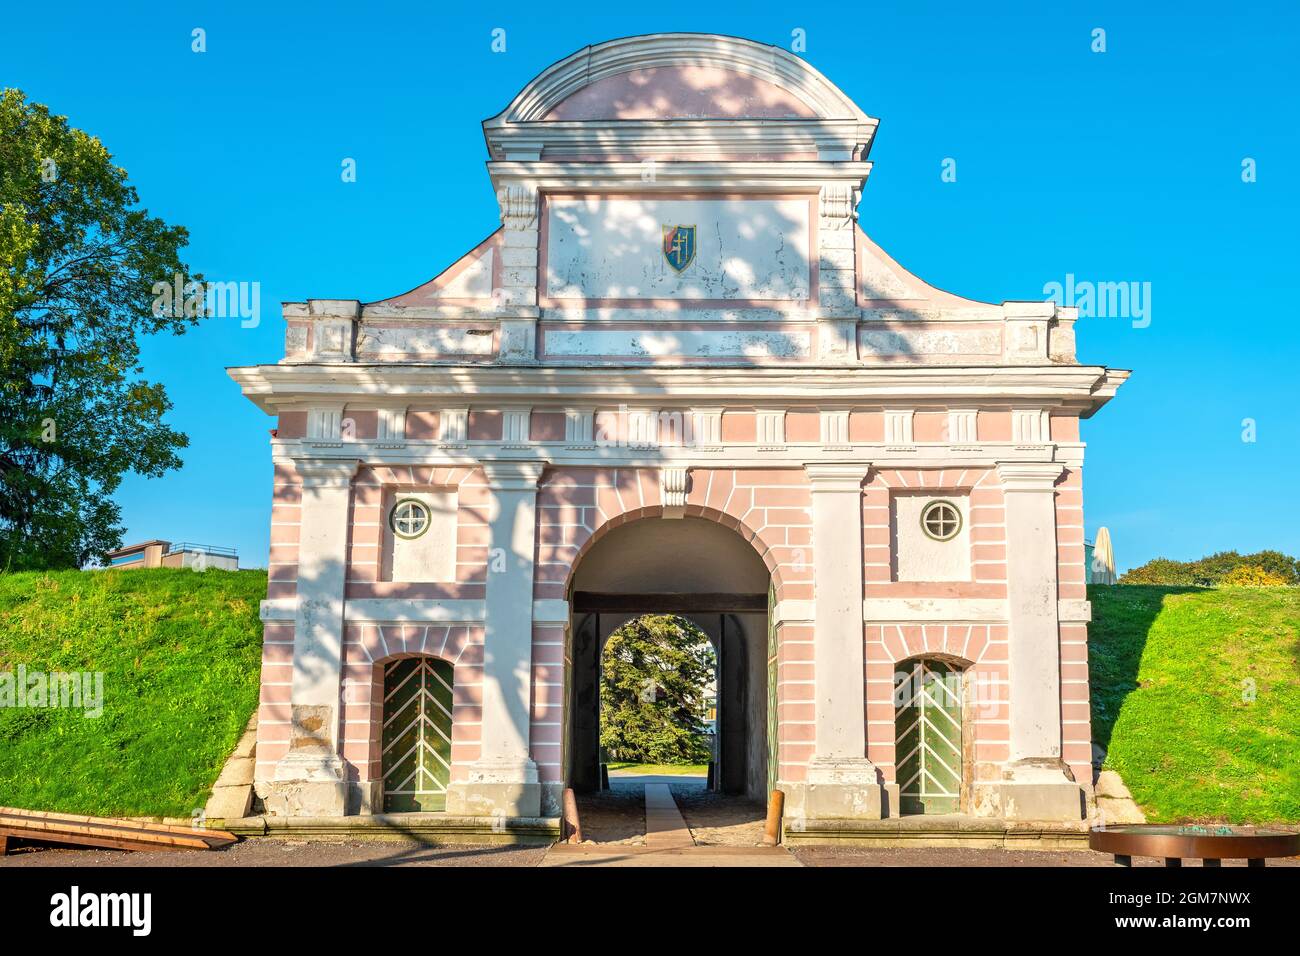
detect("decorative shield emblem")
(662, 224), (696, 273)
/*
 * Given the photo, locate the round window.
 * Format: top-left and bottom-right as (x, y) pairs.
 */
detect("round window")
(389, 498), (431, 540)
(920, 500), (962, 541)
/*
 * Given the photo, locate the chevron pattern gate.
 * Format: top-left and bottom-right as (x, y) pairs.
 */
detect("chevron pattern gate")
(382, 657), (454, 812)
(895, 659), (962, 814)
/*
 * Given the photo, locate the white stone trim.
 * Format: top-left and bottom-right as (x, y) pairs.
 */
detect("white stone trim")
(804, 463), (872, 766)
(772, 599), (815, 626)
(438, 407), (469, 446)
(661, 467), (689, 518)
(819, 409), (851, 450)
(307, 406), (344, 441)
(565, 407), (595, 448)
(270, 441), (1075, 472)
(996, 460), (1065, 490)
(626, 408), (659, 448)
(376, 407), (407, 441)
(260, 598), (297, 622)
(1011, 407), (1051, 445)
(884, 408), (914, 445)
(345, 599), (486, 624)
(532, 599), (570, 625)
(863, 598), (1007, 623)
(261, 598), (487, 625)
(1058, 599), (1092, 624)
(690, 407), (723, 449)
(756, 408), (786, 449)
(543, 328), (812, 360)
(501, 406), (531, 447)
(947, 408), (977, 444)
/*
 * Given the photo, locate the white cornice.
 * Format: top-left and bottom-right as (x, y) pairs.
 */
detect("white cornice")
(486, 160), (873, 193)
(228, 363), (1128, 416)
(486, 119), (878, 164)
(276, 442), (1078, 472)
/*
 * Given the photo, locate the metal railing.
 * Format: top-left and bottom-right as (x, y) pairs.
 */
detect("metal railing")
(166, 542), (238, 558)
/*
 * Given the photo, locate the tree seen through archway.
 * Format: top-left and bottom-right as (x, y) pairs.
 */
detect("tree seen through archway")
(599, 614), (715, 766)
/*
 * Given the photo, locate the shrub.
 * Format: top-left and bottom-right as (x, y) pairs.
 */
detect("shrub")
(1220, 565), (1290, 588)
(1119, 558), (1198, 586)
(1120, 550), (1299, 587)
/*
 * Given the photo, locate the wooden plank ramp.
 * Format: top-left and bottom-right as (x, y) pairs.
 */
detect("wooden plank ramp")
(0, 806), (237, 854)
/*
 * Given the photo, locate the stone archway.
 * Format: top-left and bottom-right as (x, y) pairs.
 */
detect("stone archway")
(565, 515), (773, 801)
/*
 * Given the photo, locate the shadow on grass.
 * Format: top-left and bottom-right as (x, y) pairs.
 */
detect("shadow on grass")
(1086, 584), (1201, 753)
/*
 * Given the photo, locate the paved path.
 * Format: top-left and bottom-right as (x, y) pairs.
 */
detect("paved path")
(643, 783), (695, 849)
(541, 779), (798, 867)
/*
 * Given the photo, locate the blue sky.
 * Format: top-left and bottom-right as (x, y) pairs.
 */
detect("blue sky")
(4, 1), (1297, 572)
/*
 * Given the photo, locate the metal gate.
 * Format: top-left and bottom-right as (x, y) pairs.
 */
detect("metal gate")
(895, 659), (962, 814)
(382, 657), (454, 812)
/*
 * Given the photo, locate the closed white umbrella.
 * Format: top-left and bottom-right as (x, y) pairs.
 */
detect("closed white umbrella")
(1093, 526), (1116, 585)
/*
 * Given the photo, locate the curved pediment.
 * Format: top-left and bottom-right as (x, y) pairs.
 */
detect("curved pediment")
(541, 65), (818, 121)
(488, 33), (870, 125)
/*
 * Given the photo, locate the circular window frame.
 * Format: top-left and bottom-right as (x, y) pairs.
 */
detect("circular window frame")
(920, 499), (963, 542)
(389, 498), (432, 540)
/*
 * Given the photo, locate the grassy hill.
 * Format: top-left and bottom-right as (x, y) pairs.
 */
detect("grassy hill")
(1089, 585), (1300, 823)
(1, 570), (1293, 825)
(0, 568), (265, 818)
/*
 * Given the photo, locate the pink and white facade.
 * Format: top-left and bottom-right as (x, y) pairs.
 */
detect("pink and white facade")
(229, 34), (1127, 832)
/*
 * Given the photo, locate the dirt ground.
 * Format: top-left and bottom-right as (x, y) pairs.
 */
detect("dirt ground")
(793, 846), (1300, 867)
(670, 784), (767, 845)
(4, 839), (1296, 868)
(577, 776), (769, 846)
(574, 786), (646, 844)
(0, 839), (548, 868)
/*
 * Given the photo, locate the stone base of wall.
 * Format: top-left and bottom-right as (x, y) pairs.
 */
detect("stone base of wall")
(783, 815), (1091, 849)
(993, 781), (1087, 822)
(970, 759), (1089, 822)
(782, 781), (901, 822)
(223, 814), (561, 845)
(445, 781), (542, 818)
(259, 749), (349, 817)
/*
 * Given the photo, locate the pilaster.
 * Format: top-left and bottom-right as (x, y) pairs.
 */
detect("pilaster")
(268, 458), (359, 817)
(788, 463), (896, 820)
(994, 460), (1085, 820)
(446, 459), (548, 817)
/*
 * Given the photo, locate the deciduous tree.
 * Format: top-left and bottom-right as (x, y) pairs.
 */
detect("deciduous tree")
(0, 89), (201, 570)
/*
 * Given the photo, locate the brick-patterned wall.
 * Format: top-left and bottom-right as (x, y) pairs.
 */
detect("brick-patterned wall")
(862, 467), (1012, 794)
(338, 624), (485, 789)
(1056, 466), (1093, 787)
(256, 454), (1092, 808)
(865, 623), (1010, 789)
(254, 619), (295, 783)
(859, 464), (1092, 798)
(255, 462), (302, 782)
(533, 465), (815, 783)
(347, 465), (489, 600)
(530, 623), (565, 787)
(266, 461), (301, 601)
(863, 468), (1008, 597)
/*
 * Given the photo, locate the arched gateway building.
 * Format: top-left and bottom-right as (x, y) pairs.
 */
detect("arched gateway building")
(230, 34), (1128, 839)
